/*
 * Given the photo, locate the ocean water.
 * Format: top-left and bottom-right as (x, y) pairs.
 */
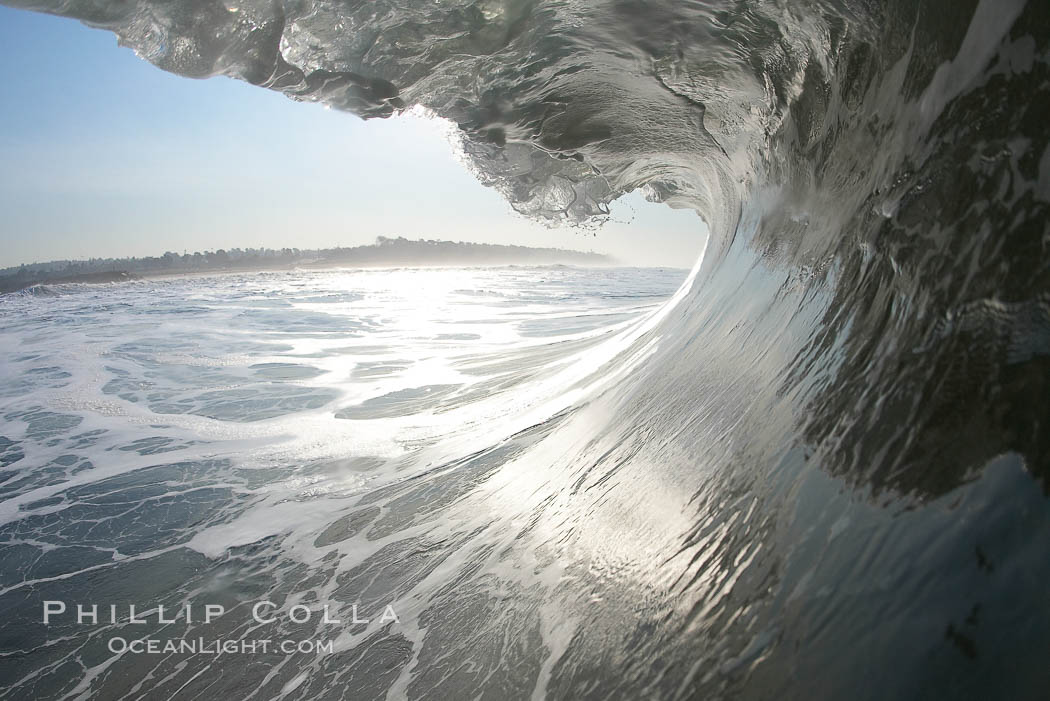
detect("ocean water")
(0, 266), (691, 698)
(3, 0), (1050, 698)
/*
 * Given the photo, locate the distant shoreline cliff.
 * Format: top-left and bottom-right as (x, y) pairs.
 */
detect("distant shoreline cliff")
(0, 237), (614, 293)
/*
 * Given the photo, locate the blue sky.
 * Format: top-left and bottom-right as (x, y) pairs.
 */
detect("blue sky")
(0, 6), (704, 268)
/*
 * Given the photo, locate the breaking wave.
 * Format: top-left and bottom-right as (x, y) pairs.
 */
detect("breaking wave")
(3, 0), (1050, 698)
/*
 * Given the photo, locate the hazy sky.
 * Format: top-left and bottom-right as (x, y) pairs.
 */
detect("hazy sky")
(0, 7), (705, 269)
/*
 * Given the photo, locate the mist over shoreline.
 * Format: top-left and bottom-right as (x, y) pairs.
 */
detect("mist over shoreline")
(0, 236), (621, 293)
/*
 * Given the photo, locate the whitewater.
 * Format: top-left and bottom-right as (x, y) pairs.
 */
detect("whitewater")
(1, 0), (1049, 698)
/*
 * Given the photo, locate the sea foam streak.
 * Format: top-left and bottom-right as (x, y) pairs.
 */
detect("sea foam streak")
(2, 0), (1050, 698)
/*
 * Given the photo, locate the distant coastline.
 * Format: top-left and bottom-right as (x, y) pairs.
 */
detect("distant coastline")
(0, 237), (614, 293)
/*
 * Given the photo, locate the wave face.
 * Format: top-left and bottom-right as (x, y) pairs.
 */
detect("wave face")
(4, 0), (1050, 698)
